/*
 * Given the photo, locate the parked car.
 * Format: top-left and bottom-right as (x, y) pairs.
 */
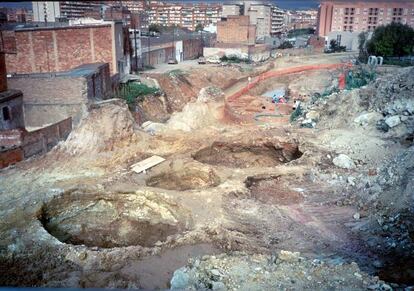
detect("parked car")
(168, 58), (178, 64)
(198, 57), (206, 64)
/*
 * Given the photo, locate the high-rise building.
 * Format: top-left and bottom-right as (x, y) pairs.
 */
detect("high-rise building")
(147, 2), (222, 30)
(271, 6), (284, 35)
(32, 1), (102, 22)
(317, 0), (414, 37)
(245, 2), (272, 39)
(221, 1), (285, 39)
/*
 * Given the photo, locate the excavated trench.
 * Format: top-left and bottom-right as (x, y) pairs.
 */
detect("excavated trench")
(146, 168), (221, 191)
(245, 175), (304, 205)
(192, 141), (303, 168)
(38, 190), (190, 248)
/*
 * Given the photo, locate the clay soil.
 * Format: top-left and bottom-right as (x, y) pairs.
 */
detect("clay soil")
(0, 53), (413, 289)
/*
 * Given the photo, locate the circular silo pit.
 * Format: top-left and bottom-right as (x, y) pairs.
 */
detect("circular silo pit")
(245, 175), (303, 205)
(38, 190), (190, 248)
(146, 167), (221, 191)
(193, 141), (302, 168)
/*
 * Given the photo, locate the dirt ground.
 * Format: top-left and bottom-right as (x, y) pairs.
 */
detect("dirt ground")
(0, 53), (413, 290)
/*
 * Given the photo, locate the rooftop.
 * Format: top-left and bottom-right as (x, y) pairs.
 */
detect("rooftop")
(8, 63), (108, 79)
(0, 89), (22, 103)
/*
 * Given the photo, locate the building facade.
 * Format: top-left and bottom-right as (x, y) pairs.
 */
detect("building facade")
(147, 2), (222, 30)
(8, 63), (111, 127)
(32, 1), (102, 22)
(317, 0), (414, 36)
(271, 6), (285, 35)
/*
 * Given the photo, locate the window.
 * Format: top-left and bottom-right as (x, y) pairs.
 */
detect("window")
(2, 106), (11, 121)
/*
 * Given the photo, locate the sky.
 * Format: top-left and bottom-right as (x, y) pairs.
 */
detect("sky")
(0, 0), (320, 10)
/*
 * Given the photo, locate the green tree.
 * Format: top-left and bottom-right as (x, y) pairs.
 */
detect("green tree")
(278, 41), (293, 49)
(148, 23), (161, 33)
(195, 23), (204, 32)
(328, 39), (346, 52)
(367, 22), (414, 57)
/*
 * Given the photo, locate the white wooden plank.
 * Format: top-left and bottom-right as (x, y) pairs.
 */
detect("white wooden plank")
(130, 155), (166, 174)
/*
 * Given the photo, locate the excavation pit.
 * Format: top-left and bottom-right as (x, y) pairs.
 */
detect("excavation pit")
(193, 141), (302, 168)
(39, 190), (189, 248)
(146, 168), (221, 191)
(245, 175), (303, 205)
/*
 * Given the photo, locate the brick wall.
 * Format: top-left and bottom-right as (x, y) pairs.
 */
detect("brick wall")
(0, 53), (6, 92)
(8, 63), (111, 127)
(5, 25), (116, 75)
(0, 92), (25, 130)
(183, 39), (203, 60)
(9, 76), (86, 127)
(0, 117), (71, 168)
(217, 15), (256, 45)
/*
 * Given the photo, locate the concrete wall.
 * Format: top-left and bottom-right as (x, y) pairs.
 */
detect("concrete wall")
(5, 25), (117, 75)
(0, 92), (25, 130)
(327, 31), (361, 51)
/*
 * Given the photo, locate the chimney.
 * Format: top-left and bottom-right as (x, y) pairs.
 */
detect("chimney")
(0, 52), (6, 92)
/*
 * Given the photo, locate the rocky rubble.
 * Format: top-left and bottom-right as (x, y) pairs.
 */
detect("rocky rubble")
(170, 251), (391, 290)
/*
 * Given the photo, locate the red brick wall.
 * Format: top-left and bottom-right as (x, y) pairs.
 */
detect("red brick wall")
(183, 39), (203, 60)
(217, 16), (256, 45)
(0, 53), (6, 91)
(6, 25), (115, 75)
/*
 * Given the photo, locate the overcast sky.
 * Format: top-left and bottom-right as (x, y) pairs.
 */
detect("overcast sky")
(0, 1), (319, 10)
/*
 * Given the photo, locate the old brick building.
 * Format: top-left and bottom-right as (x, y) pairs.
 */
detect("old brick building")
(217, 15), (256, 45)
(4, 21), (130, 84)
(8, 63), (111, 127)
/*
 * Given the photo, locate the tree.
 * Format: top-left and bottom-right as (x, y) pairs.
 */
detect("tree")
(367, 22), (414, 57)
(328, 39), (346, 53)
(278, 41), (293, 49)
(195, 23), (204, 32)
(148, 23), (161, 33)
(358, 32), (369, 63)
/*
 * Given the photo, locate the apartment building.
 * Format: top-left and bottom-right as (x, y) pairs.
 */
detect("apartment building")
(245, 2), (272, 39)
(271, 6), (285, 35)
(32, 1), (102, 22)
(317, 0), (414, 36)
(5, 8), (33, 23)
(221, 1), (285, 39)
(222, 4), (243, 17)
(147, 2), (222, 30)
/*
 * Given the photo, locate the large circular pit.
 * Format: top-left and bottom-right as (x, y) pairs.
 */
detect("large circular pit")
(193, 141), (302, 168)
(146, 167), (221, 191)
(38, 190), (190, 248)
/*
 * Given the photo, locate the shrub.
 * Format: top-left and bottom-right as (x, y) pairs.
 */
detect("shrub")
(120, 83), (159, 105)
(278, 41), (294, 49)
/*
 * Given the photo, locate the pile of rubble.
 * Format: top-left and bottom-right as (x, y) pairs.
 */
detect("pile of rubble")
(299, 67), (414, 139)
(170, 251), (391, 290)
